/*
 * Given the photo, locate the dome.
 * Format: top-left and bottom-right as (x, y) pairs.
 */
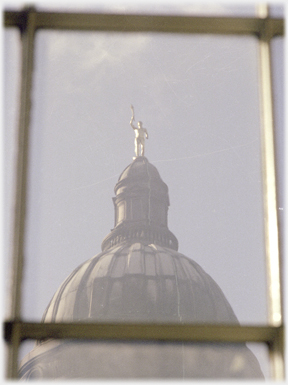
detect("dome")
(21, 242), (264, 379)
(117, 156), (164, 187)
(42, 242), (238, 324)
(19, 155), (264, 379)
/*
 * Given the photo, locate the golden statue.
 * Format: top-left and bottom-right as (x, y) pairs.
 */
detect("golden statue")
(130, 105), (148, 157)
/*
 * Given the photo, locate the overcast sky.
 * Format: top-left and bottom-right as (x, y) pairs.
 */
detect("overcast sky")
(4, 1), (284, 377)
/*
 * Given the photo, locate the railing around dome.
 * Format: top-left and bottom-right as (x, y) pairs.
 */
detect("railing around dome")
(101, 223), (178, 251)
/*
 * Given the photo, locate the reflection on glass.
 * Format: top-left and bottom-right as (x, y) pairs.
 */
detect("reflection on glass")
(19, 340), (268, 379)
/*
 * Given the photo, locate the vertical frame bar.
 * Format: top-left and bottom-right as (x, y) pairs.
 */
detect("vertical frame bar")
(268, 325), (285, 380)
(257, 4), (284, 380)
(6, 7), (36, 379)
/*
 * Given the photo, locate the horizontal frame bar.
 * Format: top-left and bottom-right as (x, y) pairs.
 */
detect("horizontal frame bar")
(4, 10), (284, 37)
(4, 321), (283, 346)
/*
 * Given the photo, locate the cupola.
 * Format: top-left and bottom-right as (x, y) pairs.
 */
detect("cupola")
(101, 156), (178, 251)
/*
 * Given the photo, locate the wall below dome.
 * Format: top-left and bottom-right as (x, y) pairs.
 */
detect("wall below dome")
(19, 242), (264, 379)
(20, 340), (264, 379)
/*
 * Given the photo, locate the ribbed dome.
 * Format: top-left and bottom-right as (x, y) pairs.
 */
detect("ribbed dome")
(42, 243), (238, 324)
(19, 155), (264, 380)
(117, 156), (163, 186)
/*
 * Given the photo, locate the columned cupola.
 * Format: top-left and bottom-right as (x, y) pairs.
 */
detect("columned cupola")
(101, 156), (178, 251)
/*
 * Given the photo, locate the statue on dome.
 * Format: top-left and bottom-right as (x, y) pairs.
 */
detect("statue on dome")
(130, 105), (148, 157)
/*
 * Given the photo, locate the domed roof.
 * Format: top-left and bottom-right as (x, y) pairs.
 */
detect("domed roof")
(114, 156), (169, 203)
(20, 155), (264, 380)
(42, 242), (238, 324)
(117, 156), (163, 185)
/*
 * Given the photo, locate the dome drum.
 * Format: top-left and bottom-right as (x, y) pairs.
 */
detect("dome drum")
(101, 223), (178, 251)
(113, 193), (168, 228)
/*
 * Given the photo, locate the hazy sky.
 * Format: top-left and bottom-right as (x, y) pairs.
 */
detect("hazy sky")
(27, 30), (267, 323)
(4, 1), (284, 377)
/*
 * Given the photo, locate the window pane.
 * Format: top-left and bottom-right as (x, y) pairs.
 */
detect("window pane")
(19, 340), (270, 379)
(34, 3), (258, 17)
(270, 36), (284, 313)
(20, 30), (268, 326)
(271, 37), (284, 241)
(3, 28), (21, 318)
(269, 4), (285, 18)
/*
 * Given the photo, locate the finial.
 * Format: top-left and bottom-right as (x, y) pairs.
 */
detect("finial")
(130, 105), (148, 158)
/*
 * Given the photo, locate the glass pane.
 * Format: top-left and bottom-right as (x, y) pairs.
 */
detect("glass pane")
(19, 340), (270, 379)
(271, 37), (284, 227)
(21, 30), (268, 326)
(3, 28), (21, 318)
(269, 4), (285, 18)
(34, 3), (258, 17)
(271, 36), (284, 307)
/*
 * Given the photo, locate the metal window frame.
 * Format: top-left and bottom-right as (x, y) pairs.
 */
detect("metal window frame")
(4, 5), (285, 380)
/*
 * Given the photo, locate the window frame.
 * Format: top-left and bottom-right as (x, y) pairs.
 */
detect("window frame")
(4, 5), (285, 380)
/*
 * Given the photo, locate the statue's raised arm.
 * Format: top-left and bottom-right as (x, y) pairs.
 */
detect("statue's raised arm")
(130, 105), (137, 130)
(130, 105), (148, 158)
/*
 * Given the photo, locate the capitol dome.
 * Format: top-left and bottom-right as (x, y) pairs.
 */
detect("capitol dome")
(42, 243), (238, 324)
(19, 156), (264, 379)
